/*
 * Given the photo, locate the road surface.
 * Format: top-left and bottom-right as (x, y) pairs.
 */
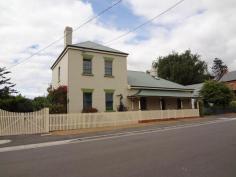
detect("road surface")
(1, 118), (236, 177)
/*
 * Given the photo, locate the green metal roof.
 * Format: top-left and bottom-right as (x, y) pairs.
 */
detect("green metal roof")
(127, 71), (190, 90)
(185, 83), (203, 97)
(72, 41), (128, 55)
(132, 89), (195, 98)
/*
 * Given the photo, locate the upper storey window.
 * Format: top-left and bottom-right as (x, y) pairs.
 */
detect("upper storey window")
(58, 66), (61, 83)
(104, 57), (113, 77)
(83, 59), (92, 75)
(82, 54), (93, 76)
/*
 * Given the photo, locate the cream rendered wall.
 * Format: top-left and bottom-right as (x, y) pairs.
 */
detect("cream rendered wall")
(51, 52), (68, 88)
(67, 49), (128, 113)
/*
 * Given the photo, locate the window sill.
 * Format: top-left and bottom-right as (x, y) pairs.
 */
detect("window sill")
(82, 73), (94, 76)
(106, 109), (115, 112)
(104, 75), (114, 78)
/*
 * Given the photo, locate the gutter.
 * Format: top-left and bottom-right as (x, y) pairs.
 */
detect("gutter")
(129, 85), (194, 92)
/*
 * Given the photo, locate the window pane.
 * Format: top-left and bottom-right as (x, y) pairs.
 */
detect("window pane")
(106, 92), (113, 110)
(83, 92), (92, 109)
(58, 67), (60, 82)
(105, 60), (112, 76)
(83, 59), (92, 74)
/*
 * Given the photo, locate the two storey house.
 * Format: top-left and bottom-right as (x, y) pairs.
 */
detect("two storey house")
(51, 27), (197, 113)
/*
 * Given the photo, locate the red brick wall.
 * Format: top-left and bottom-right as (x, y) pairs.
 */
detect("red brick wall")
(224, 80), (236, 91)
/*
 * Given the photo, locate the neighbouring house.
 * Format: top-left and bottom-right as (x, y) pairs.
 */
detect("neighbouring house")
(51, 27), (198, 113)
(185, 83), (203, 108)
(185, 83), (203, 97)
(220, 70), (236, 94)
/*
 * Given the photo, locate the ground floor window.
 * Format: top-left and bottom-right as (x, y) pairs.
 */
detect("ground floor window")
(105, 92), (114, 111)
(83, 92), (92, 109)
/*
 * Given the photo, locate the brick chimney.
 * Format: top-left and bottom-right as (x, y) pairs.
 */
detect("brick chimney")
(64, 26), (73, 48)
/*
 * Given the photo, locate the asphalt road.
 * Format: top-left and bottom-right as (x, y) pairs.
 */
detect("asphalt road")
(1, 119), (236, 177)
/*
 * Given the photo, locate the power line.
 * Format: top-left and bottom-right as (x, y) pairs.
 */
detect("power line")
(104, 0), (185, 45)
(7, 0), (122, 70)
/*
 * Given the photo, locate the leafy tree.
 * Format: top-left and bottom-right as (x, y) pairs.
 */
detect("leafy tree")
(0, 67), (17, 98)
(211, 58), (228, 81)
(152, 50), (211, 85)
(200, 80), (234, 107)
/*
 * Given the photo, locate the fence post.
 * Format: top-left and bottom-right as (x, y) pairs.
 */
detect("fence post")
(44, 108), (49, 133)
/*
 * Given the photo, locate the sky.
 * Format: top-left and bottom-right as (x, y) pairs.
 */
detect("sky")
(0, 0), (236, 98)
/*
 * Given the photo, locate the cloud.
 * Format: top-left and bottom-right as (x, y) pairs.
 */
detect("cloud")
(113, 0), (236, 71)
(1, 0), (236, 98)
(0, 0), (128, 98)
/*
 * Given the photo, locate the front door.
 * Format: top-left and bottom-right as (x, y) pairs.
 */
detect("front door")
(140, 97), (147, 110)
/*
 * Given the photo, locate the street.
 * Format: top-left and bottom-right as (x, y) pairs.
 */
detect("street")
(1, 118), (236, 177)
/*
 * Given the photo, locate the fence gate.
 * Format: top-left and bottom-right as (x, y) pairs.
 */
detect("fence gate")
(0, 108), (49, 136)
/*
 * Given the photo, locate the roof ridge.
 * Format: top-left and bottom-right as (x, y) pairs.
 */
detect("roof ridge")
(71, 41), (128, 55)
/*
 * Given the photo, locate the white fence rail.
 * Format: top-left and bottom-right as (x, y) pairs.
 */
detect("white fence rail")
(49, 109), (199, 131)
(0, 108), (199, 136)
(0, 108), (49, 136)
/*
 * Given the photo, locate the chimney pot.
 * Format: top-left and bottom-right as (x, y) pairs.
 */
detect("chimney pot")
(64, 26), (73, 48)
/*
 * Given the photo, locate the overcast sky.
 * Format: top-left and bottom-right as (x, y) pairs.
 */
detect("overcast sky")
(0, 0), (236, 98)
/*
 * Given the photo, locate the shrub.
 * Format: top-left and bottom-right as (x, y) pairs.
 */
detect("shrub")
(49, 104), (67, 114)
(0, 95), (34, 112)
(32, 96), (51, 111)
(47, 85), (67, 114)
(198, 100), (204, 117)
(82, 107), (98, 113)
(200, 80), (234, 107)
(229, 101), (236, 112)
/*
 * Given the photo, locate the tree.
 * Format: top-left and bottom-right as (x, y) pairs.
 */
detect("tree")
(152, 50), (211, 85)
(0, 95), (34, 112)
(200, 80), (234, 107)
(0, 67), (17, 98)
(211, 58), (228, 81)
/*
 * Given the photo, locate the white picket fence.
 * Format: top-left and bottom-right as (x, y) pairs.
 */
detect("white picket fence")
(0, 108), (199, 136)
(49, 109), (199, 131)
(0, 108), (49, 136)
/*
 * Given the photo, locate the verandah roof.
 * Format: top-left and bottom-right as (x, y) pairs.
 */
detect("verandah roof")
(131, 89), (196, 98)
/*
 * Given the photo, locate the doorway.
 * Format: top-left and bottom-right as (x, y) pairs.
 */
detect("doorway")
(140, 97), (147, 110)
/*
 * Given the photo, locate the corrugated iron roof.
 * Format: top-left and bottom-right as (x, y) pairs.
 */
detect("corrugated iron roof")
(127, 70), (189, 90)
(220, 70), (236, 82)
(73, 41), (128, 55)
(132, 89), (195, 98)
